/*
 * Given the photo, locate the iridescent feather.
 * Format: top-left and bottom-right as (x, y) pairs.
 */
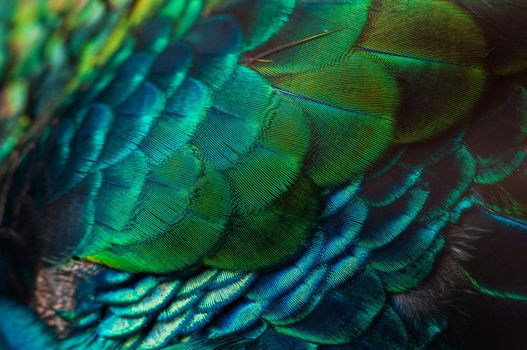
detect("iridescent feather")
(1, 1), (527, 349)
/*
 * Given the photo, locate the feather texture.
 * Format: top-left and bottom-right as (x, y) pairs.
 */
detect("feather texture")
(1, 0), (527, 349)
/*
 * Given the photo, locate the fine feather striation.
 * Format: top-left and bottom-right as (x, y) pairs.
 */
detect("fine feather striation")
(2, 0), (527, 348)
(5, 0), (494, 273)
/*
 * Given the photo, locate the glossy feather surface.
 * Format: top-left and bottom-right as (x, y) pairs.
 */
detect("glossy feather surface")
(1, 0), (527, 349)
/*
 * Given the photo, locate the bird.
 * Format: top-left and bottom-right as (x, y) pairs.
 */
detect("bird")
(0, 0), (527, 348)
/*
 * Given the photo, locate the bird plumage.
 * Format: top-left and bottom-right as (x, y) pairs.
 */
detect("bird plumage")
(1, 0), (527, 349)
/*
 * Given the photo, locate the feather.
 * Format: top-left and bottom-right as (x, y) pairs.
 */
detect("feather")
(2, 0), (527, 348)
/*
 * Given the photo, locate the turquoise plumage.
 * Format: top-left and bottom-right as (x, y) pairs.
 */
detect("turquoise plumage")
(1, 0), (527, 349)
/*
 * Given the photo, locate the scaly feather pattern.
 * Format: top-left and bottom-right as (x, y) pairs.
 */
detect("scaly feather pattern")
(1, 0), (527, 349)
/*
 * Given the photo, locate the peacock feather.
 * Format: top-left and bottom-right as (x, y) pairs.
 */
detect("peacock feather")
(1, 0), (527, 349)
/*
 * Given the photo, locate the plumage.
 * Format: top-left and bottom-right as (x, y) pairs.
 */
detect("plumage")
(1, 0), (527, 348)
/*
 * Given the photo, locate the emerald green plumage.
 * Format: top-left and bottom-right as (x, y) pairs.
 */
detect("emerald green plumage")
(1, 0), (527, 349)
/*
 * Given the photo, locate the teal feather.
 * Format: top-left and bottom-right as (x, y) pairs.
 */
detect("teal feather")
(1, 1), (527, 349)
